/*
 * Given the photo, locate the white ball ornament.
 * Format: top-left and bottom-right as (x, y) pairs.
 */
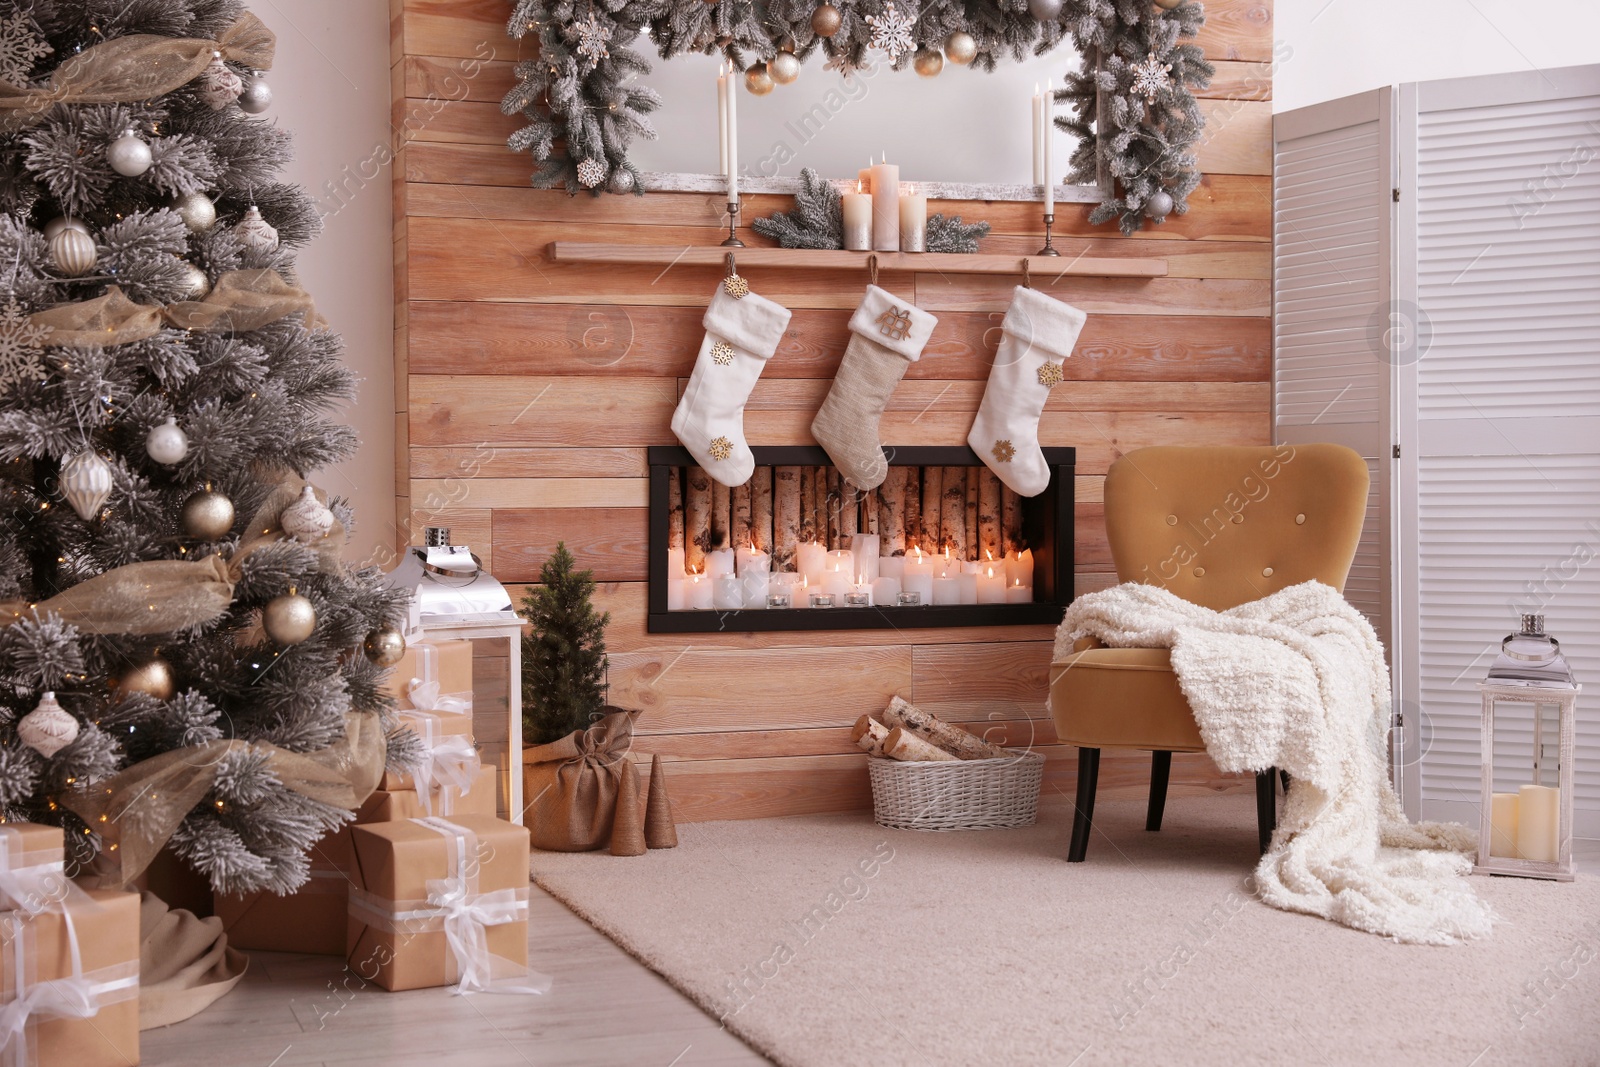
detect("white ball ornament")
(18, 692), (79, 758)
(49, 228), (97, 276)
(60, 450), (114, 520)
(172, 191), (217, 232)
(264, 587), (317, 645)
(279, 485), (335, 544)
(238, 73), (272, 114)
(769, 51), (801, 85)
(43, 217), (90, 241)
(234, 205), (279, 253)
(145, 417), (189, 465)
(174, 260), (210, 300)
(1146, 190), (1174, 217)
(108, 128), (153, 177)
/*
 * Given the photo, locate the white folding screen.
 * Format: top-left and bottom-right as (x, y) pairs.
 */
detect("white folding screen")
(1275, 65), (1600, 835)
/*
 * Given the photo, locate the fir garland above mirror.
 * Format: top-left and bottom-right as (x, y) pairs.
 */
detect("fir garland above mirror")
(502, 0), (1212, 235)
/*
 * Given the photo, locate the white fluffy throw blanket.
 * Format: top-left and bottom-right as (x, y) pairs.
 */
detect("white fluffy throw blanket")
(1055, 581), (1492, 945)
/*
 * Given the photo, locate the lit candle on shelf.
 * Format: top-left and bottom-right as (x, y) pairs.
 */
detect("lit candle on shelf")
(851, 535), (880, 583)
(872, 575), (902, 607)
(704, 546), (735, 581)
(932, 574), (962, 605)
(869, 152), (899, 252)
(957, 572), (977, 605)
(939, 545), (961, 579)
(717, 64), (729, 175)
(736, 543), (771, 576)
(1042, 78), (1054, 217)
(797, 541), (828, 587)
(1005, 578), (1031, 604)
(769, 572), (800, 607)
(899, 184), (927, 252)
(962, 559), (981, 576)
(1031, 84), (1043, 187)
(687, 571), (713, 610)
(879, 555), (906, 581)
(713, 573), (743, 610)
(843, 180), (872, 251)
(667, 546), (686, 578)
(823, 566), (852, 600)
(742, 570), (771, 609)
(1005, 548), (1034, 589)
(1518, 784), (1560, 863)
(977, 564), (1006, 604)
(1489, 792), (1520, 859)
(902, 550), (934, 606)
(846, 582), (873, 607)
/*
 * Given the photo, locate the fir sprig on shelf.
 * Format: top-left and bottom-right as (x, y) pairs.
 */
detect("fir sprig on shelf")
(751, 168), (843, 249)
(925, 213), (991, 253)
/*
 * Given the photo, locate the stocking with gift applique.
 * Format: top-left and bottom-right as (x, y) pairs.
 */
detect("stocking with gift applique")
(967, 286), (1086, 496)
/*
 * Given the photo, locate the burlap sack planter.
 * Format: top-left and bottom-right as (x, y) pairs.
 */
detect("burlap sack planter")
(522, 708), (642, 852)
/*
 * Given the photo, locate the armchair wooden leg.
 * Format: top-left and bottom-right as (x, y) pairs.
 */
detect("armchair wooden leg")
(1279, 768), (1291, 795)
(1146, 751), (1172, 831)
(1068, 747), (1100, 862)
(1255, 768), (1277, 855)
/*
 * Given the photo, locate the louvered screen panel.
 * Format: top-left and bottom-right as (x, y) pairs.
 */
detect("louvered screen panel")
(1273, 91), (1392, 660)
(1409, 69), (1600, 836)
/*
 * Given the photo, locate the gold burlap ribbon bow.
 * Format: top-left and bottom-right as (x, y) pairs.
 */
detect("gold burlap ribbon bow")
(1, 471), (345, 635)
(67, 711), (386, 890)
(0, 13), (275, 128)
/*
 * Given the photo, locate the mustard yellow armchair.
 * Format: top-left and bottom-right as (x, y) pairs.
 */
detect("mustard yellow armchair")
(1050, 443), (1370, 861)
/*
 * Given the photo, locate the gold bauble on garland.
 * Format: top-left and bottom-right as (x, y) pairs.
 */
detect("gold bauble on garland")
(263, 587), (316, 645)
(181, 486), (235, 540)
(744, 63), (774, 96)
(944, 31), (977, 65)
(119, 657), (175, 701)
(363, 625), (407, 667)
(811, 3), (842, 37)
(913, 48), (944, 77)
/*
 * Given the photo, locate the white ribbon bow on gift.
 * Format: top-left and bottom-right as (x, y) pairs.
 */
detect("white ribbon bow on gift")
(404, 678), (471, 716)
(409, 733), (481, 818)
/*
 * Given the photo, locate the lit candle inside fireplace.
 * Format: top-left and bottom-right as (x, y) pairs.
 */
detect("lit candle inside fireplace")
(1005, 577), (1031, 604)
(712, 573), (743, 610)
(871, 575), (901, 607)
(932, 574), (962, 605)
(797, 541), (828, 587)
(736, 543), (771, 576)
(879, 555), (906, 581)
(687, 570), (714, 610)
(1005, 548), (1034, 590)
(704, 546), (735, 581)
(977, 564), (1006, 604)
(668, 547), (686, 578)
(851, 535), (880, 582)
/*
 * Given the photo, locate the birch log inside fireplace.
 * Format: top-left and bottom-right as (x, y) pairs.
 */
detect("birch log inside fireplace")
(648, 445), (1075, 632)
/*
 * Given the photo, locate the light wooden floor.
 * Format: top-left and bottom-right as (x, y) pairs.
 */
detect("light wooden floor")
(140, 886), (769, 1067)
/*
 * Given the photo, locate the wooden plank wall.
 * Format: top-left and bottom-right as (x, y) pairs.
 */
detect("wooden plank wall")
(390, 0), (1275, 821)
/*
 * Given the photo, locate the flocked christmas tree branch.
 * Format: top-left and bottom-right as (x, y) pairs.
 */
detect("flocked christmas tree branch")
(501, 0), (1212, 233)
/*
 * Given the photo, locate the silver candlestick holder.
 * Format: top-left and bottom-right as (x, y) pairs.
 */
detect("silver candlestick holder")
(722, 202), (745, 247)
(1036, 213), (1060, 256)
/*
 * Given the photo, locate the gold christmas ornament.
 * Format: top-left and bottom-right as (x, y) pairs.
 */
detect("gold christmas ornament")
(60, 450), (114, 520)
(181, 486), (235, 540)
(119, 657), (176, 701)
(770, 51), (801, 85)
(49, 228), (97, 276)
(264, 587), (316, 645)
(18, 692), (79, 758)
(174, 260), (210, 300)
(1155, 0), (1183, 9)
(172, 190), (217, 232)
(363, 625), (406, 667)
(42, 217), (90, 241)
(913, 48), (944, 77)
(279, 485), (335, 543)
(944, 31), (977, 65)
(744, 63), (774, 96)
(811, 3), (842, 36)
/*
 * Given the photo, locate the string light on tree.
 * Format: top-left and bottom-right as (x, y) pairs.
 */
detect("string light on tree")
(107, 127), (152, 176)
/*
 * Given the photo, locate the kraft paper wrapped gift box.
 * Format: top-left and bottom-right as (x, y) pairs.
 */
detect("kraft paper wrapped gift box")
(346, 815), (530, 992)
(378, 638), (473, 702)
(359, 763), (498, 822)
(0, 824), (140, 1067)
(213, 829), (353, 956)
(380, 706), (476, 793)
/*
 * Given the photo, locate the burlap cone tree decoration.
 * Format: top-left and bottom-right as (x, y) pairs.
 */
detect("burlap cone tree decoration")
(609, 763), (647, 857)
(0, 2), (412, 895)
(644, 754), (678, 850)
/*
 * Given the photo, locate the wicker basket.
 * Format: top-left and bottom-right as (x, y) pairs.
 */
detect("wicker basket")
(867, 749), (1046, 831)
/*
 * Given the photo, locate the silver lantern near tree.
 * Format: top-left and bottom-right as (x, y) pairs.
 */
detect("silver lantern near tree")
(1474, 614), (1578, 881)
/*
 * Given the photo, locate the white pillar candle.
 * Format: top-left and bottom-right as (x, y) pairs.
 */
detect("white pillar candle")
(736, 545), (771, 576)
(899, 187), (927, 252)
(742, 571), (771, 609)
(843, 183), (872, 251)
(1005, 548), (1033, 588)
(1031, 86), (1043, 187)
(1489, 792), (1520, 859)
(879, 555), (906, 581)
(717, 67), (729, 175)
(872, 575), (901, 607)
(790, 575), (813, 609)
(1005, 580), (1031, 604)
(768, 572), (799, 605)
(823, 568), (852, 599)
(1518, 784), (1560, 863)
(826, 549), (855, 580)
(869, 156), (899, 252)
(713, 574), (743, 610)
(667, 578), (687, 611)
(977, 564), (1006, 604)
(668, 547), (686, 578)
(904, 545), (935, 587)
(902, 570), (933, 606)
(797, 542), (828, 587)
(932, 575), (962, 606)
(687, 573), (714, 610)
(938, 547), (962, 579)
(957, 573), (978, 605)
(704, 547), (735, 581)
(859, 157), (874, 191)
(961, 560), (982, 576)
(851, 535), (880, 583)
(725, 65), (739, 206)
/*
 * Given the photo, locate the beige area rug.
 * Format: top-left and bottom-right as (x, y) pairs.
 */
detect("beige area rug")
(533, 794), (1600, 1067)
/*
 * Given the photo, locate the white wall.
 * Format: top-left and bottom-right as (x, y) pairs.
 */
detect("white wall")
(1275, 0), (1600, 113)
(261, 0), (395, 566)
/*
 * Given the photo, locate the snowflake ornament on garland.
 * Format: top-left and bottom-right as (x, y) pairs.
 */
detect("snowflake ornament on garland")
(572, 10), (612, 72)
(864, 3), (917, 61)
(575, 157), (608, 188)
(0, 11), (52, 86)
(0, 297), (50, 395)
(1129, 51), (1174, 106)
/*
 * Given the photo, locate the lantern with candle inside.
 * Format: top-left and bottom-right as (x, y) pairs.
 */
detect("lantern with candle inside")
(1473, 614), (1578, 881)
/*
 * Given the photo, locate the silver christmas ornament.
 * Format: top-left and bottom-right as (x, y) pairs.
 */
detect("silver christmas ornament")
(364, 625), (406, 667)
(607, 169), (635, 194)
(1027, 0), (1063, 20)
(770, 51), (801, 85)
(198, 51), (243, 109)
(145, 416), (189, 465)
(233, 205), (279, 253)
(1146, 189), (1174, 218)
(181, 487), (235, 540)
(48, 228), (96, 276)
(42, 217), (89, 241)
(745, 63), (774, 96)
(174, 260), (210, 300)
(237, 73), (272, 114)
(18, 692), (78, 758)
(913, 48), (944, 77)
(172, 191), (217, 232)
(60, 450), (113, 520)
(944, 31), (977, 65)
(264, 587), (317, 645)
(279, 485), (335, 544)
(107, 128), (152, 177)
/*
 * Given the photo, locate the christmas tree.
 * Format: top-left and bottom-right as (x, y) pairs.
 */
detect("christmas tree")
(521, 543), (611, 746)
(0, 1), (412, 896)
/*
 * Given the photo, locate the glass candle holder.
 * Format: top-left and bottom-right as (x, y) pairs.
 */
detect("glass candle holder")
(766, 593), (792, 609)
(809, 593), (836, 608)
(844, 591), (871, 607)
(897, 591), (922, 606)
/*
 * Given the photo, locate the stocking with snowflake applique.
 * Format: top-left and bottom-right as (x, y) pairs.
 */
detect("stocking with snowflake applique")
(811, 285), (937, 490)
(671, 275), (793, 487)
(967, 286), (1086, 497)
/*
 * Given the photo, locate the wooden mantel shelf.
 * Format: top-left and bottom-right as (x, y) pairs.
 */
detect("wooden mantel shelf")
(546, 242), (1168, 279)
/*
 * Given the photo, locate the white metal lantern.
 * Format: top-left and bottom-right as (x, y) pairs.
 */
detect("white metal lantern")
(1474, 614), (1578, 881)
